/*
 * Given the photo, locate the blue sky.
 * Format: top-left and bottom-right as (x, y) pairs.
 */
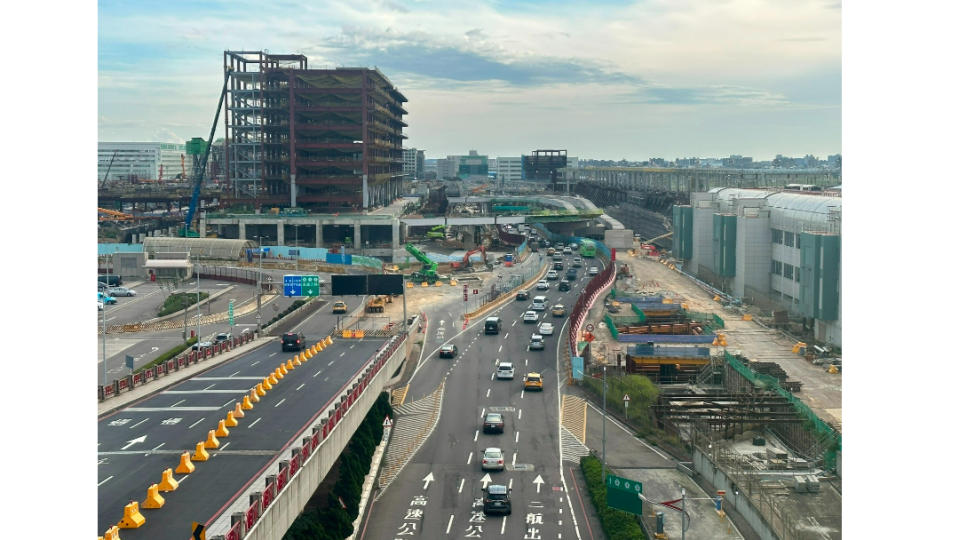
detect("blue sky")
(98, 0), (841, 160)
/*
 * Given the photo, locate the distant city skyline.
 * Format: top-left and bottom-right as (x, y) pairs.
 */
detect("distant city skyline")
(98, 0), (841, 161)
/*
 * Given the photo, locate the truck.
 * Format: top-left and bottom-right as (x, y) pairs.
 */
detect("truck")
(405, 243), (440, 283)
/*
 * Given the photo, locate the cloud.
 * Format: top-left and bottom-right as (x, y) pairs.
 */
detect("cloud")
(631, 85), (790, 106)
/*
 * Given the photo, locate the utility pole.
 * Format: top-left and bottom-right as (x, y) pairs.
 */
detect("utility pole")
(102, 302), (107, 386)
(256, 238), (263, 334)
(602, 364), (608, 481)
(196, 256), (202, 342)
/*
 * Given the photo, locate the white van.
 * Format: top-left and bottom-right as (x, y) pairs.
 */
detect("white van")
(531, 296), (548, 311)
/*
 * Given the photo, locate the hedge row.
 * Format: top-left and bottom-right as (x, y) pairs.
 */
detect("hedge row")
(580, 455), (646, 540)
(135, 337), (198, 374)
(265, 299), (307, 328)
(283, 392), (394, 540)
(157, 292), (210, 317)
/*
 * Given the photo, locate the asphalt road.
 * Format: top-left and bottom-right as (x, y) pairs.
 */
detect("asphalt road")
(359, 253), (602, 539)
(97, 328), (385, 537)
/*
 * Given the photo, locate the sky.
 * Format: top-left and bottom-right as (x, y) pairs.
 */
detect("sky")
(98, 0), (841, 161)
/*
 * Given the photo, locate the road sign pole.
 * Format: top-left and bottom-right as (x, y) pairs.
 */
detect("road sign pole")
(602, 364), (607, 482)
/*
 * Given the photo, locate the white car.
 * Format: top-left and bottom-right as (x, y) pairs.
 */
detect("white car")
(482, 447), (505, 471)
(588, 266), (599, 276)
(546, 270), (559, 280)
(528, 334), (545, 350)
(536, 280), (549, 290)
(97, 300), (104, 311)
(523, 311), (538, 323)
(108, 287), (137, 297)
(496, 362), (515, 379)
(539, 322), (554, 336)
(562, 247), (572, 255)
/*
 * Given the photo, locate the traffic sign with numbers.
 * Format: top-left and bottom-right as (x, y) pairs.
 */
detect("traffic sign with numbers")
(283, 274), (321, 297)
(605, 473), (642, 515)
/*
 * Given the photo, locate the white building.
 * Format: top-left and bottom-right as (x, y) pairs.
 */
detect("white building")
(98, 142), (188, 183)
(494, 156), (524, 183)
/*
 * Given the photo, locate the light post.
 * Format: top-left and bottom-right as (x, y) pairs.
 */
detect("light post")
(602, 364), (608, 482)
(256, 236), (264, 334)
(102, 299), (107, 386)
(195, 255), (202, 343)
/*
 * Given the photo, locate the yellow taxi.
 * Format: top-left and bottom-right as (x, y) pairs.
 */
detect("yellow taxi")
(524, 372), (543, 391)
(551, 304), (566, 317)
(332, 301), (348, 314)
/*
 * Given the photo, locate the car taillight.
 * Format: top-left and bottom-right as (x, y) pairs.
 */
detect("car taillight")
(498, 460), (503, 464)
(296, 339), (301, 343)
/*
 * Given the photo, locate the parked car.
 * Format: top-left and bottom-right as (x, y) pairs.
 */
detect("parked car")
(97, 292), (117, 305)
(523, 311), (539, 323)
(588, 266), (599, 276)
(536, 280), (549, 290)
(539, 322), (554, 336)
(483, 412), (505, 433)
(524, 372), (544, 390)
(108, 287), (136, 297)
(482, 484), (512, 515)
(558, 280), (571, 292)
(281, 331), (306, 351)
(528, 334), (544, 351)
(97, 275), (122, 287)
(515, 290), (530, 301)
(481, 447), (506, 471)
(332, 301), (348, 314)
(552, 304), (566, 317)
(97, 300), (104, 311)
(496, 361), (515, 379)
(439, 344), (458, 358)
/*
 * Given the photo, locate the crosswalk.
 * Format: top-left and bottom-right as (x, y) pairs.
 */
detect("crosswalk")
(376, 379), (446, 496)
(560, 394), (591, 463)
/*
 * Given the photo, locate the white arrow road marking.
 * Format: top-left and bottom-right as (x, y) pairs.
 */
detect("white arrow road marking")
(480, 473), (492, 489)
(533, 475), (545, 493)
(422, 472), (435, 490)
(122, 435), (147, 450)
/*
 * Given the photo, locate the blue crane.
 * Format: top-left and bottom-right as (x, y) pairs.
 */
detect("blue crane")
(181, 69), (231, 237)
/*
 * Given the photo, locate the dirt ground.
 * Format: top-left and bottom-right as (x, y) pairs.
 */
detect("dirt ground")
(599, 253), (842, 431)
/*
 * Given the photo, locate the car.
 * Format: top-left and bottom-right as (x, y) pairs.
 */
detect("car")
(485, 317), (502, 334)
(558, 280), (571, 292)
(332, 301), (348, 314)
(482, 484), (512, 515)
(588, 266), (599, 276)
(570, 242), (579, 250)
(538, 322), (554, 335)
(481, 447), (506, 471)
(524, 372), (544, 390)
(97, 300), (104, 311)
(439, 344), (458, 358)
(565, 269), (578, 280)
(552, 262), (564, 271)
(528, 334), (545, 350)
(192, 340), (214, 351)
(552, 304), (566, 317)
(563, 246), (572, 255)
(108, 287), (136, 297)
(556, 242), (565, 249)
(546, 270), (559, 280)
(546, 247), (556, 256)
(97, 275), (122, 287)
(572, 257), (583, 268)
(496, 361), (515, 379)
(515, 290), (530, 301)
(97, 292), (117, 305)
(483, 412), (505, 433)
(531, 296), (548, 311)
(523, 311), (538, 323)
(536, 280), (549, 290)
(214, 332), (232, 343)
(281, 331), (306, 351)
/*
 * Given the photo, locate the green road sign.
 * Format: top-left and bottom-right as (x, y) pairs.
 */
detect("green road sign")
(228, 300), (234, 325)
(606, 473), (642, 515)
(302, 274), (320, 297)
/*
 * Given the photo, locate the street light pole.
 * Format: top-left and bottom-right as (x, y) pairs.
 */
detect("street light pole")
(256, 236), (263, 334)
(102, 302), (107, 386)
(602, 364), (608, 482)
(196, 255), (202, 343)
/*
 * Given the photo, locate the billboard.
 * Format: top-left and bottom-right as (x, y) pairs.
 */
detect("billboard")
(331, 275), (367, 296)
(603, 229), (634, 249)
(368, 274), (404, 295)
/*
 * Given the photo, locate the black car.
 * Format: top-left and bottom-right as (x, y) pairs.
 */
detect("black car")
(558, 280), (571, 291)
(439, 344), (458, 358)
(565, 269), (578, 280)
(281, 331), (306, 351)
(515, 290), (530, 301)
(553, 262), (564, 271)
(483, 412), (505, 433)
(483, 484), (512, 515)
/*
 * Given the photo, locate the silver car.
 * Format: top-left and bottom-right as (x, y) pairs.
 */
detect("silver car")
(523, 311), (539, 323)
(539, 322), (554, 336)
(529, 334), (545, 350)
(108, 287), (137, 297)
(496, 362), (515, 379)
(482, 447), (505, 471)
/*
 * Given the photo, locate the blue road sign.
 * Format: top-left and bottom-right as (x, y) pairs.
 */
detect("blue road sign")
(283, 274), (303, 297)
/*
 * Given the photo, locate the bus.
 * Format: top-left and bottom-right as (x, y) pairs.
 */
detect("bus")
(579, 239), (597, 258)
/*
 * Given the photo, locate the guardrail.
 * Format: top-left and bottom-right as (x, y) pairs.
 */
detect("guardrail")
(98, 332), (257, 402)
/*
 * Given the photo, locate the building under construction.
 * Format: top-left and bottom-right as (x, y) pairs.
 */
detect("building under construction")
(224, 51), (407, 211)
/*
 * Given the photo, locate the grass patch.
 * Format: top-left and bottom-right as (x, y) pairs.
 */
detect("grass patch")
(158, 292), (210, 317)
(136, 337), (198, 373)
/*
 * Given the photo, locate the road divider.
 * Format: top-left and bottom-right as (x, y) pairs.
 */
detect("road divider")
(117, 501), (145, 528)
(143, 483), (165, 509)
(225, 411), (239, 427)
(176, 452), (195, 473)
(192, 442), (209, 461)
(159, 468), (179, 491)
(233, 402), (246, 417)
(215, 420), (230, 438)
(204, 430), (220, 449)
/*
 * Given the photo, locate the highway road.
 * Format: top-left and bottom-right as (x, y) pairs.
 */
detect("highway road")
(97, 295), (383, 537)
(359, 253), (603, 539)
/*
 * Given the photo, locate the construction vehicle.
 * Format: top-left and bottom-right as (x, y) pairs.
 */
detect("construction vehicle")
(180, 69), (231, 237)
(98, 208), (134, 222)
(426, 225), (446, 239)
(405, 243), (440, 283)
(366, 296), (386, 313)
(451, 246), (487, 271)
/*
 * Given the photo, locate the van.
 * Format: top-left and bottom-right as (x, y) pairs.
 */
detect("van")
(484, 317), (502, 335)
(98, 275), (122, 287)
(531, 296), (547, 311)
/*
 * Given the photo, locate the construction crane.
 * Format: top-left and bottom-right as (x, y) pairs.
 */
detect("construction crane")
(405, 243), (440, 283)
(643, 231), (673, 244)
(98, 208), (134, 222)
(180, 69), (231, 237)
(100, 150), (118, 189)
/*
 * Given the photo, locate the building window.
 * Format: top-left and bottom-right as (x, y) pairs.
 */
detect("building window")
(784, 231), (794, 247)
(771, 260), (782, 275)
(795, 269), (800, 283)
(784, 263), (793, 279)
(796, 234), (801, 249)
(771, 229), (783, 244)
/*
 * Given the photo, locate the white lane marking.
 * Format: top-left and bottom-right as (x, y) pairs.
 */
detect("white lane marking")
(328, 361), (334, 366)
(446, 514), (455, 534)
(467, 452), (473, 465)
(296, 383), (305, 391)
(458, 478), (465, 494)
(504, 332), (509, 340)
(194, 376), (262, 380)
(188, 417), (206, 429)
(501, 514), (507, 534)
(521, 390), (525, 399)
(518, 409), (522, 420)
(508, 478), (514, 490)
(498, 345), (502, 353)
(324, 376), (329, 382)
(525, 359), (528, 366)
(490, 372), (494, 381)
(147, 443), (165, 455)
(339, 352), (345, 357)
(166, 390), (248, 394)
(314, 369), (323, 378)
(274, 398), (286, 408)
(473, 430), (479, 442)
(171, 399), (186, 407)
(129, 419), (148, 429)
(515, 431), (519, 444)
(203, 384), (215, 390)
(486, 388), (491, 398)
(511, 453), (517, 467)
(221, 399), (233, 408)
(268, 352), (277, 358)
(230, 371), (241, 377)
(248, 418), (261, 428)
(480, 408), (485, 418)
(251, 360), (261, 366)
(98, 476), (114, 487)
(512, 320), (517, 327)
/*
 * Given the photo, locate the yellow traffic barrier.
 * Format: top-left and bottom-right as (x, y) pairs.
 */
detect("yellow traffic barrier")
(192, 442), (210, 461)
(316, 341), (325, 352)
(434, 281), (443, 287)
(713, 295), (721, 302)
(406, 281), (413, 288)
(215, 419), (230, 437)
(233, 402), (246, 418)
(325, 336), (333, 346)
(286, 358), (295, 370)
(225, 411), (239, 427)
(242, 395), (255, 410)
(355, 329), (365, 339)
(268, 372), (279, 385)
(742, 314), (752, 321)
(292, 355), (302, 366)
(342, 329), (354, 338)
(203, 430), (220, 449)
(450, 279), (457, 286)
(176, 452), (195, 473)
(278, 364), (288, 376)
(262, 377), (273, 391)
(421, 281), (429, 287)
(117, 501), (146, 528)
(712, 337), (720, 346)
(142, 483), (165, 509)
(158, 468), (179, 492)
(256, 382), (267, 395)
(828, 364), (839, 374)
(663, 298), (673, 304)
(102, 525), (120, 540)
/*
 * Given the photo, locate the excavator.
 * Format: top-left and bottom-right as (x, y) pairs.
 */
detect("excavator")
(405, 243), (440, 283)
(426, 225), (446, 239)
(450, 246), (487, 271)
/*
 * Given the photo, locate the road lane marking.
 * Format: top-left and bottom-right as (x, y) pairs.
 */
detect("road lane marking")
(166, 389), (250, 394)
(486, 388), (490, 398)
(194, 376), (262, 380)
(127, 407), (224, 412)
(508, 478), (513, 490)
(480, 408), (485, 418)
(458, 478), (465, 494)
(324, 376), (329, 382)
(248, 418), (261, 428)
(229, 371), (241, 377)
(129, 419), (148, 429)
(512, 453), (517, 467)
(203, 384), (215, 390)
(467, 452), (473, 465)
(490, 372), (494, 381)
(314, 369), (323, 377)
(268, 353), (277, 357)
(504, 332), (509, 339)
(340, 352), (345, 357)
(474, 430), (479, 442)
(296, 383), (305, 391)
(274, 398), (286, 407)
(512, 320), (517, 327)
(171, 399), (186, 407)
(515, 431), (519, 444)
(350, 344), (355, 349)
(498, 345), (502, 353)
(328, 361), (335, 366)
(188, 418), (206, 429)
(518, 409), (522, 420)
(98, 476), (114, 487)
(251, 361), (260, 366)
(221, 399), (234, 408)
(446, 514), (455, 534)
(501, 515), (507, 534)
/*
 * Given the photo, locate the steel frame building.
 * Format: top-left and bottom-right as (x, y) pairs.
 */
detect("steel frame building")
(223, 51), (407, 211)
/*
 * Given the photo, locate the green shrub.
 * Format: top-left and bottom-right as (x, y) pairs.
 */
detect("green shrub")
(157, 292), (210, 317)
(136, 337), (197, 373)
(580, 455), (646, 540)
